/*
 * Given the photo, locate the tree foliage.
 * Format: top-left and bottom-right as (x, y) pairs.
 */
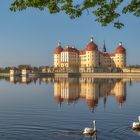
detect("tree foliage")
(10, 0), (140, 29)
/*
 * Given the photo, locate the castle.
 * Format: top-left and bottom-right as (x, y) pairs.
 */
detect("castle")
(54, 37), (126, 72)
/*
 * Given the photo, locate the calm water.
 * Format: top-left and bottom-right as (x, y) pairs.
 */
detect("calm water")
(0, 76), (140, 140)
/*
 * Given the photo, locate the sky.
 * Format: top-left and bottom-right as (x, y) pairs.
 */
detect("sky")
(0, 1), (140, 67)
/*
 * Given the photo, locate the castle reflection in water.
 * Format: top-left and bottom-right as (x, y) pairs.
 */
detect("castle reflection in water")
(4, 76), (140, 110)
(54, 77), (127, 110)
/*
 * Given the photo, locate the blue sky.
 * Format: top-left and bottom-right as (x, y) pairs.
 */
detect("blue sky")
(0, 1), (140, 67)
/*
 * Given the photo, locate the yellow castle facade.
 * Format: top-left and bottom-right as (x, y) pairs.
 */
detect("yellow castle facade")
(54, 37), (126, 71)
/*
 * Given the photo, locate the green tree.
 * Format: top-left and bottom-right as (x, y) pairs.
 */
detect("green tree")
(10, 0), (140, 29)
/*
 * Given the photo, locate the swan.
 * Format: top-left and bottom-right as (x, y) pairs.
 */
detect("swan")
(83, 120), (97, 135)
(132, 116), (140, 130)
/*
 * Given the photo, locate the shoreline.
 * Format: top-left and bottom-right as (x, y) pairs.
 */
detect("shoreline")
(1, 72), (140, 78)
(54, 72), (140, 78)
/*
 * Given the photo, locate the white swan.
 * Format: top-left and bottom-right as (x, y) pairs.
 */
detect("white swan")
(83, 120), (97, 135)
(132, 116), (140, 130)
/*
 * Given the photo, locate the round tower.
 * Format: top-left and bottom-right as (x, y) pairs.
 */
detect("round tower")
(54, 41), (63, 68)
(85, 37), (99, 67)
(115, 42), (126, 68)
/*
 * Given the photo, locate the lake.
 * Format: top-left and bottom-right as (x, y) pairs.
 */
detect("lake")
(0, 76), (140, 140)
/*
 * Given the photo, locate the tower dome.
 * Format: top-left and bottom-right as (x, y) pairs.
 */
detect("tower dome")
(115, 42), (126, 54)
(86, 37), (98, 51)
(54, 41), (63, 54)
(86, 99), (98, 111)
(54, 96), (63, 104)
(116, 95), (126, 104)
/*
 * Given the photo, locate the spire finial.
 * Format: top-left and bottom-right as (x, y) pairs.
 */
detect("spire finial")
(119, 42), (122, 46)
(57, 41), (61, 47)
(90, 37), (94, 42)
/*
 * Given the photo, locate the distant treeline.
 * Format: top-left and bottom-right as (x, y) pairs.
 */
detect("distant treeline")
(128, 65), (140, 68)
(0, 65), (52, 73)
